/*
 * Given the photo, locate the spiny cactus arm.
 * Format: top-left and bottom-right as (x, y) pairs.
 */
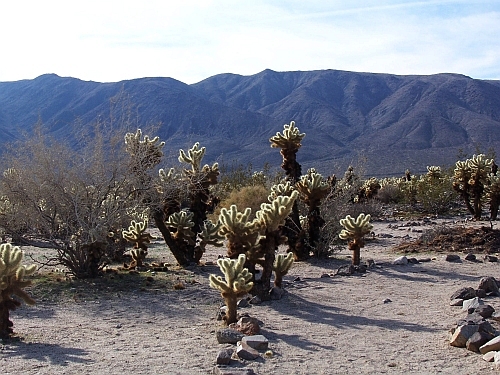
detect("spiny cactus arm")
(179, 142), (206, 173)
(159, 167), (176, 183)
(199, 220), (224, 248)
(270, 121), (306, 150)
(165, 211), (196, 243)
(256, 191), (299, 232)
(296, 169), (330, 201)
(209, 255), (253, 294)
(218, 205), (263, 248)
(468, 154), (493, 184)
(273, 252), (294, 288)
(0, 245), (36, 305)
(268, 181), (295, 201)
(339, 213), (373, 241)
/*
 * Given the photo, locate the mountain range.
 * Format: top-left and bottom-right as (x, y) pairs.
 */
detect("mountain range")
(1, 69), (499, 177)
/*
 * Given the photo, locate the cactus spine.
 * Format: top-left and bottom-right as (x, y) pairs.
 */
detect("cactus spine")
(339, 213), (373, 266)
(209, 254), (253, 324)
(0, 243), (36, 339)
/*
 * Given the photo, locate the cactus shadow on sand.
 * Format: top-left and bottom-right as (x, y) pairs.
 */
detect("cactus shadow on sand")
(0, 340), (92, 365)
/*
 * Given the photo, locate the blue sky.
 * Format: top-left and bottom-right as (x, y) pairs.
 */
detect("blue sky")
(1, 0), (499, 83)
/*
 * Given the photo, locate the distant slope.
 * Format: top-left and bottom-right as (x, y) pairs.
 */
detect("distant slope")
(1, 70), (499, 176)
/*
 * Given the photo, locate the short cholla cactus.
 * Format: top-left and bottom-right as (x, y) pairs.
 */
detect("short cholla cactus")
(122, 219), (155, 268)
(339, 213), (373, 266)
(209, 254), (253, 325)
(273, 252), (294, 288)
(0, 243), (36, 339)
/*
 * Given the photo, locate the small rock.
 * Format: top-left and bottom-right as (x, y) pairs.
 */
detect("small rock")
(495, 352), (500, 368)
(478, 277), (500, 296)
(336, 264), (355, 276)
(237, 298), (250, 308)
(216, 348), (234, 365)
(457, 313), (485, 327)
(320, 273), (330, 278)
(467, 331), (493, 353)
(230, 316), (261, 335)
(451, 287), (476, 301)
(476, 289), (487, 298)
(450, 325), (480, 347)
(480, 336), (500, 354)
(365, 259), (375, 268)
(417, 258), (432, 263)
(270, 286), (286, 300)
(407, 257), (419, 264)
(464, 253), (476, 261)
(383, 298), (392, 304)
(248, 296), (262, 305)
(212, 367), (257, 375)
(216, 328), (244, 344)
(484, 255), (498, 262)
(242, 335), (269, 350)
(236, 341), (259, 360)
(445, 254), (461, 262)
(490, 312), (500, 322)
(475, 304), (495, 319)
(483, 351), (497, 362)
(393, 256), (408, 265)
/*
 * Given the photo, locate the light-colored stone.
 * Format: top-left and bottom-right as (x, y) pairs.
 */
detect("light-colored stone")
(242, 335), (269, 350)
(483, 351), (496, 362)
(216, 328), (245, 344)
(449, 325), (480, 347)
(450, 298), (463, 306)
(480, 335), (500, 354)
(393, 256), (408, 265)
(462, 297), (483, 312)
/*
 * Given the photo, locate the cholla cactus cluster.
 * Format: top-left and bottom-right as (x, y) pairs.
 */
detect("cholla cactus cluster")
(0, 243), (36, 339)
(339, 213), (373, 266)
(270, 121), (305, 151)
(209, 254), (253, 324)
(453, 154), (494, 219)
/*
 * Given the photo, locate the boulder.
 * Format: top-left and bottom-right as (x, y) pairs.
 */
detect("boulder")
(230, 316), (261, 335)
(464, 253), (477, 261)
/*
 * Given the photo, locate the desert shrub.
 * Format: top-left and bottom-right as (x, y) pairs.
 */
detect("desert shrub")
(0, 124), (148, 278)
(212, 185), (270, 221)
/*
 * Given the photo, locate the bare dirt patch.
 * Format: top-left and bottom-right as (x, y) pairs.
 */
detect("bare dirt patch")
(2, 218), (500, 374)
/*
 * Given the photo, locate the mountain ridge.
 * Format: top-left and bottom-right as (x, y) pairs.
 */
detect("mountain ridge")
(1, 69), (499, 177)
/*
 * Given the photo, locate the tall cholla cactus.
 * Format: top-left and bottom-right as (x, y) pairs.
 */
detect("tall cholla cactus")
(453, 154), (493, 219)
(122, 219), (155, 268)
(296, 169), (330, 248)
(339, 213), (373, 266)
(0, 243), (36, 339)
(486, 174), (500, 220)
(209, 254), (253, 325)
(273, 252), (294, 288)
(270, 121), (308, 260)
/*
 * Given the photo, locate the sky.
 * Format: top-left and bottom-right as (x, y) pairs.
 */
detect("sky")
(1, 0), (499, 84)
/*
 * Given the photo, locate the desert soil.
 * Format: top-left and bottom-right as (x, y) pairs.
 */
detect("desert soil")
(2, 217), (500, 374)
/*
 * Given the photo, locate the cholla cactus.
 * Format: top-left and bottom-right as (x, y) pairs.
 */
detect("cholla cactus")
(268, 181), (295, 200)
(273, 252), (294, 288)
(255, 191), (299, 233)
(339, 213), (373, 266)
(487, 174), (500, 220)
(453, 154), (494, 219)
(165, 211), (196, 244)
(0, 243), (36, 339)
(124, 129), (165, 170)
(218, 205), (263, 258)
(122, 219), (155, 268)
(209, 254), (253, 324)
(426, 166), (442, 179)
(270, 121), (307, 260)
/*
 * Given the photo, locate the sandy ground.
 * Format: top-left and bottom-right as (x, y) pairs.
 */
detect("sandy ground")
(2, 217), (500, 375)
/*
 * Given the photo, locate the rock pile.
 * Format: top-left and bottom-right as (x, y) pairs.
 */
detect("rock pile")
(449, 276), (500, 367)
(214, 314), (269, 374)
